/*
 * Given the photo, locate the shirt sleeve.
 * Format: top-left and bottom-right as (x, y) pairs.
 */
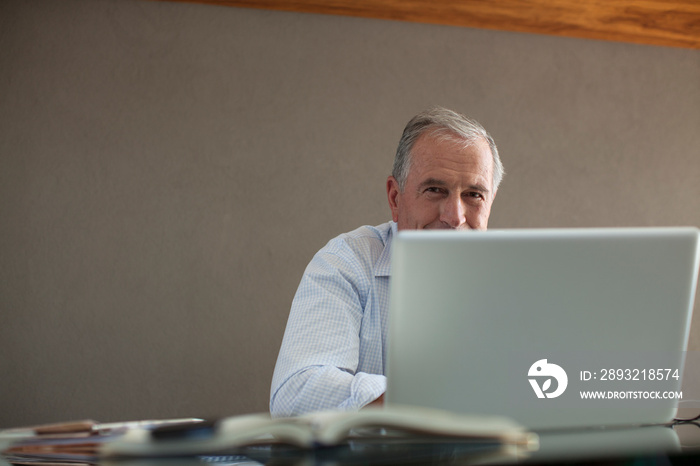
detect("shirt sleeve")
(270, 237), (387, 417)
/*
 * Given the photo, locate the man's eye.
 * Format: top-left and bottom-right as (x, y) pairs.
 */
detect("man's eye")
(466, 192), (484, 200)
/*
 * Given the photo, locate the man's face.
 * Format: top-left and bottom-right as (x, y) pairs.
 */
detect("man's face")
(387, 132), (496, 231)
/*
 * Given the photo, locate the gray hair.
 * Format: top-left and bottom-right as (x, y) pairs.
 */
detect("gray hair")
(392, 107), (504, 192)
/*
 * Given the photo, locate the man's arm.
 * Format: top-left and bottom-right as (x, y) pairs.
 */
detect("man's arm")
(270, 237), (387, 417)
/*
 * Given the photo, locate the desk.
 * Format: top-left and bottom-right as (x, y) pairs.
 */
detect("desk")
(5, 422), (700, 466)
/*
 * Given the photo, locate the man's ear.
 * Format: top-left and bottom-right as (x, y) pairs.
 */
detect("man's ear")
(386, 176), (401, 223)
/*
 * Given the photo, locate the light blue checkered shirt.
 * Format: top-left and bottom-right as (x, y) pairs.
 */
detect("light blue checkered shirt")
(270, 222), (396, 417)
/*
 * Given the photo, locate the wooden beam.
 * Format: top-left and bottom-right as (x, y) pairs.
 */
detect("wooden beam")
(157, 0), (700, 49)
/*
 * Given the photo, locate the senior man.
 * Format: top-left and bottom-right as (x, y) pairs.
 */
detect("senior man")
(270, 107), (504, 417)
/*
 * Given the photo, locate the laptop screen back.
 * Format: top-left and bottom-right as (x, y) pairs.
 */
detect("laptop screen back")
(386, 228), (700, 429)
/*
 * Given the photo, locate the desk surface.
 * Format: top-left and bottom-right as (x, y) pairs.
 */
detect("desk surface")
(4, 422), (700, 466)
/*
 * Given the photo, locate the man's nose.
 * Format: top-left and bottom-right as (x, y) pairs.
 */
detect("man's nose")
(440, 195), (467, 229)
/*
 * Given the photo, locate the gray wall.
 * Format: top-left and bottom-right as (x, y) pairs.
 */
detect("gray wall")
(1, 0), (699, 427)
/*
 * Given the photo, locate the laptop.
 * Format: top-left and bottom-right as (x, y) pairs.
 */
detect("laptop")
(386, 227), (700, 430)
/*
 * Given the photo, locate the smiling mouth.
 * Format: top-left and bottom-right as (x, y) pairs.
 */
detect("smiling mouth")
(423, 222), (475, 231)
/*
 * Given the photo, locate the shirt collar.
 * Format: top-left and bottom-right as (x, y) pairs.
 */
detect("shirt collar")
(374, 221), (397, 277)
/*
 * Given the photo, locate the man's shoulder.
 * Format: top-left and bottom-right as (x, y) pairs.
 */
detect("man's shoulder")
(326, 221), (395, 253)
(338, 221), (395, 243)
(314, 221), (394, 274)
(307, 222), (394, 281)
